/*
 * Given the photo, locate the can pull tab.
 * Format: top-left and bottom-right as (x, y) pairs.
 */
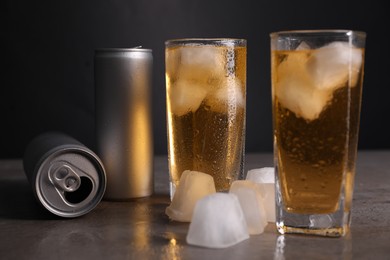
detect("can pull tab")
(50, 164), (81, 192)
(48, 161), (95, 205)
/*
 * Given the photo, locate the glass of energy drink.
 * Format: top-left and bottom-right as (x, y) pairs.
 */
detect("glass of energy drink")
(270, 30), (366, 237)
(165, 38), (247, 199)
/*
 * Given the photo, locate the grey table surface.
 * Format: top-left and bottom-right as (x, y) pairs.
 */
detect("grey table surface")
(0, 151), (389, 260)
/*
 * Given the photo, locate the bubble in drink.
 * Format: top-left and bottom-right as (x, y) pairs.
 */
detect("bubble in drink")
(186, 193), (249, 248)
(165, 170), (216, 222)
(229, 180), (267, 234)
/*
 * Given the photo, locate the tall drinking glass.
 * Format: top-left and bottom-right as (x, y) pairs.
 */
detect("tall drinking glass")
(270, 30), (366, 236)
(165, 38), (247, 199)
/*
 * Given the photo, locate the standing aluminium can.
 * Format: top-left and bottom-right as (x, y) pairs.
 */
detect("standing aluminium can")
(23, 132), (106, 218)
(94, 48), (153, 200)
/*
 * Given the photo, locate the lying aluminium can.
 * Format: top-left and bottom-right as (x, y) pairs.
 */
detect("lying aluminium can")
(94, 47), (153, 200)
(23, 132), (106, 218)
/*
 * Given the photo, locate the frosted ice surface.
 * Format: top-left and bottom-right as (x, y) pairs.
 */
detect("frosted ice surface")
(307, 42), (363, 90)
(165, 170), (216, 222)
(181, 46), (221, 67)
(275, 53), (331, 121)
(296, 41), (310, 50)
(179, 46), (225, 80)
(246, 168), (276, 222)
(215, 78), (245, 107)
(246, 167), (275, 183)
(206, 77), (245, 113)
(309, 214), (333, 228)
(169, 80), (208, 116)
(186, 193), (249, 248)
(229, 180), (267, 234)
(275, 41), (363, 121)
(169, 45), (229, 116)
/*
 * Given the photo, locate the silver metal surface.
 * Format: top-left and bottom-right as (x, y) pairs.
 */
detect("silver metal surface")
(95, 48), (153, 200)
(23, 132), (106, 218)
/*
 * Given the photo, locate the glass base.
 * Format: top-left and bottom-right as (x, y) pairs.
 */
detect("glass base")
(274, 146), (355, 238)
(276, 209), (350, 237)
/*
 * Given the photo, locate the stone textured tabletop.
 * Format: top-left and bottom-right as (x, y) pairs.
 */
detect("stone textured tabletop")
(0, 151), (389, 259)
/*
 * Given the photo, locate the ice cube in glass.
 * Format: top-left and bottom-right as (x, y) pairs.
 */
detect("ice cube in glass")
(307, 42), (363, 90)
(168, 80), (208, 116)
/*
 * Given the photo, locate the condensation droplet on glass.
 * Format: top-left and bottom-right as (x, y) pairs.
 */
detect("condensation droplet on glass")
(194, 129), (200, 137)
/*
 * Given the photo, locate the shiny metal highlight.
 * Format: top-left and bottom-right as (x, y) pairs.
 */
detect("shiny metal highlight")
(95, 48), (153, 200)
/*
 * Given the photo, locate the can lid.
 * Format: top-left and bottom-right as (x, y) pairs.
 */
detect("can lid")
(35, 146), (106, 218)
(94, 47), (152, 53)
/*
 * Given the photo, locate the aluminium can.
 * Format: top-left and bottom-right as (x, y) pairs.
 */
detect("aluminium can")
(94, 48), (153, 200)
(23, 131), (106, 218)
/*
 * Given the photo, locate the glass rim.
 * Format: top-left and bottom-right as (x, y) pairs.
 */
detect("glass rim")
(270, 29), (366, 38)
(165, 38), (247, 47)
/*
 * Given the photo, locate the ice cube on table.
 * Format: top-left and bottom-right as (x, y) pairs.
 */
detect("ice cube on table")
(165, 170), (216, 222)
(307, 42), (363, 90)
(246, 167), (276, 223)
(229, 180), (267, 234)
(168, 80), (208, 116)
(246, 167), (274, 183)
(186, 193), (249, 248)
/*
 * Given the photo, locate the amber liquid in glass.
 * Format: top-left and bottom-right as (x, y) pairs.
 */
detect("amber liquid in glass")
(272, 49), (364, 214)
(166, 44), (246, 192)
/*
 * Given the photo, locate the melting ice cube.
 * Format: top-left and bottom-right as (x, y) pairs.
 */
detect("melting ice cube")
(180, 46), (222, 66)
(309, 214), (334, 228)
(186, 193), (249, 248)
(168, 80), (208, 116)
(275, 52), (331, 121)
(296, 41), (311, 50)
(165, 170), (216, 222)
(246, 167), (276, 223)
(307, 41), (363, 90)
(229, 180), (267, 234)
(179, 46), (225, 81)
(246, 167), (274, 183)
(275, 41), (363, 121)
(205, 77), (245, 113)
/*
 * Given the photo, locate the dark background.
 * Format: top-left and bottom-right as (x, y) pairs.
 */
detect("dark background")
(3, 0), (389, 158)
